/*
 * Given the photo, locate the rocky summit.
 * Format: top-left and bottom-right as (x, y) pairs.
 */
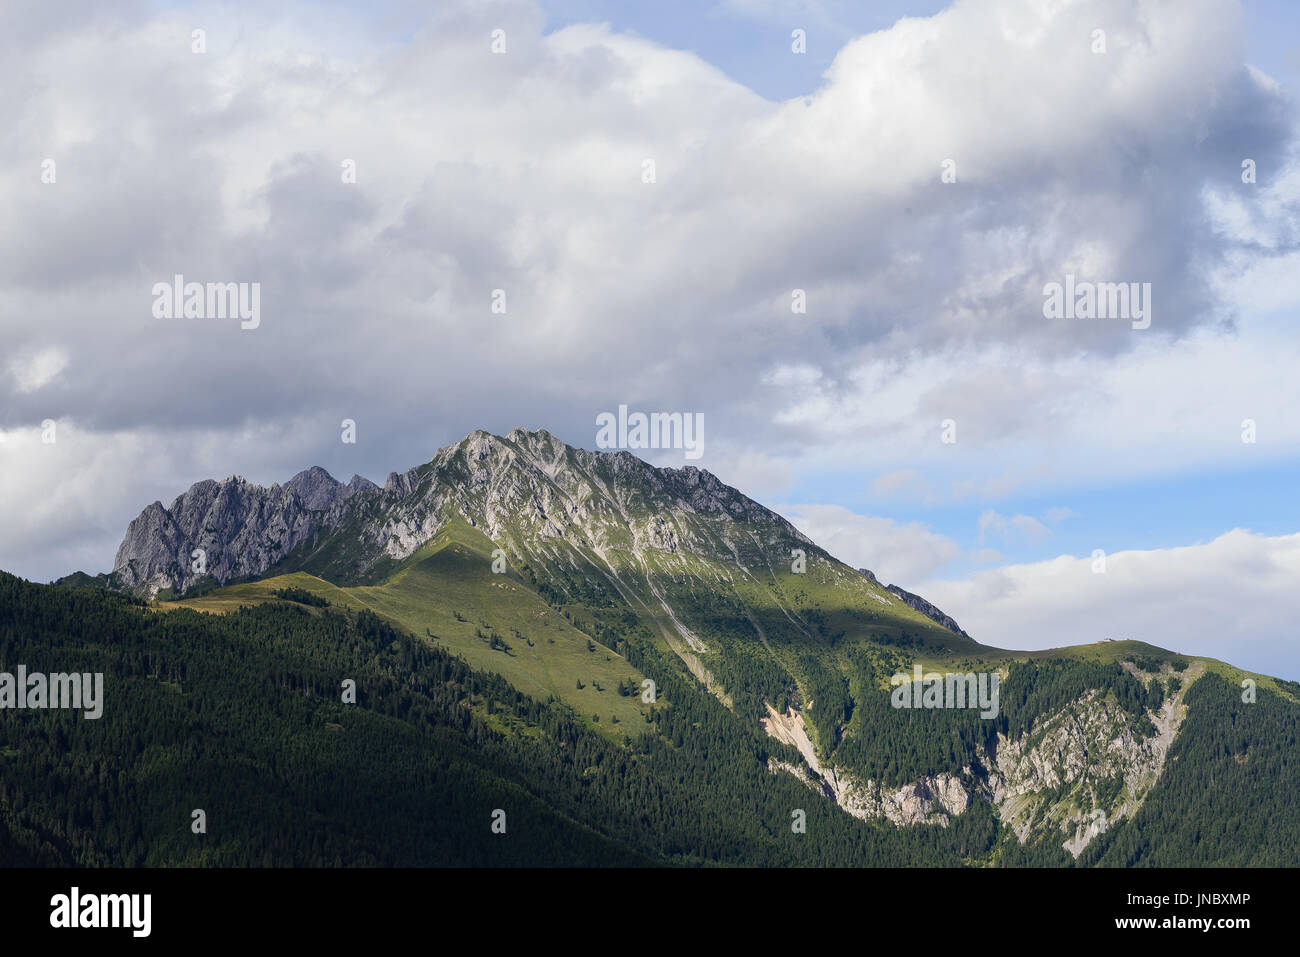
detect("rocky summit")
(110, 428), (827, 600)
(113, 467), (377, 594)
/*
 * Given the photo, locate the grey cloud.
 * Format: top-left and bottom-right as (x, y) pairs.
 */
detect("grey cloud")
(1, 0), (1297, 581)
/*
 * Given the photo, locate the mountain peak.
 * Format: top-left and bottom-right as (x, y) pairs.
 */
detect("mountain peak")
(285, 466), (344, 510)
(347, 474), (377, 494)
(505, 426), (557, 443)
(106, 428), (965, 660)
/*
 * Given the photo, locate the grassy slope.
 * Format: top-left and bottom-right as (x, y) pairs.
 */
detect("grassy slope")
(160, 522), (657, 734)
(161, 518), (1299, 756)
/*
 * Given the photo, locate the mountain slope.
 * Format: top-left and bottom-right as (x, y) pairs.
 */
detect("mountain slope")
(0, 571), (1001, 867)
(75, 427), (1300, 865)
(112, 428), (977, 735)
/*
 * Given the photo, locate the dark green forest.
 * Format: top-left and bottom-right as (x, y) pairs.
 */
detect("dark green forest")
(1091, 673), (1300, 867)
(2, 572), (1296, 867)
(0, 573), (994, 866)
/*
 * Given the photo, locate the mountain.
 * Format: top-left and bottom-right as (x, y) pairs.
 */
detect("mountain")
(108, 428), (975, 714)
(20, 427), (1300, 867)
(112, 427), (828, 597)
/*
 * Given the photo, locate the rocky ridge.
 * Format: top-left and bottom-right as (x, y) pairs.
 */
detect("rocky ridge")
(109, 428), (827, 599)
(766, 676), (1188, 855)
(112, 468), (377, 594)
(859, 568), (968, 636)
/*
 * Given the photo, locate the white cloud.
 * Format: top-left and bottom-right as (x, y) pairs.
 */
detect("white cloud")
(3, 0), (1289, 456)
(0, 415), (375, 581)
(977, 509), (1051, 544)
(8, 347), (68, 393)
(778, 503), (961, 584)
(763, 320), (1300, 507)
(917, 529), (1300, 680)
(701, 447), (798, 501)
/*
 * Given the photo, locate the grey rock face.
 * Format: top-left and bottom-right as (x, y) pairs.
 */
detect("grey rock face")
(885, 583), (968, 637)
(112, 467), (371, 596)
(769, 683), (1186, 846)
(346, 474), (378, 497)
(285, 467), (352, 511)
(109, 428), (820, 597)
(113, 502), (189, 593)
(860, 567), (968, 637)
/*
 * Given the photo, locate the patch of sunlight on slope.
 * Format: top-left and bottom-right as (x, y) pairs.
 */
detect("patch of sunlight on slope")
(163, 523), (659, 736)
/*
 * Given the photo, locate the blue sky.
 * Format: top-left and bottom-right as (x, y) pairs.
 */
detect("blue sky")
(539, 0), (950, 100)
(540, 0), (1300, 100)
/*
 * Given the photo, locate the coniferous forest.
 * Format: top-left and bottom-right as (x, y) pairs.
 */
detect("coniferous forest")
(2, 571), (1295, 867)
(0, 573), (990, 866)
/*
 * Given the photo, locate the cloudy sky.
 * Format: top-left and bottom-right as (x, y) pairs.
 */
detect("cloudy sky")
(3, 0), (1299, 678)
